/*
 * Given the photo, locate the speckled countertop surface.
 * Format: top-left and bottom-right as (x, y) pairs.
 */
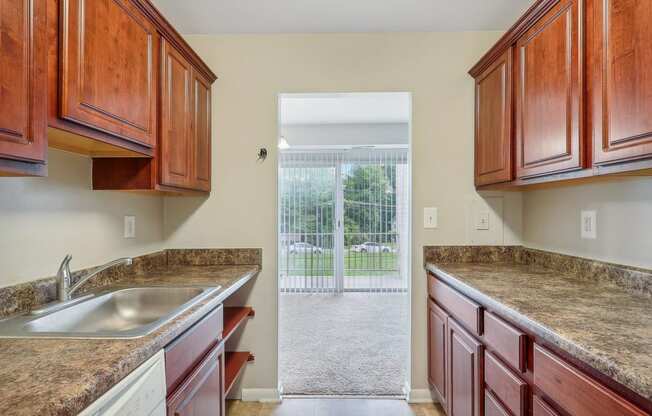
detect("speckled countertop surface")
(0, 264), (259, 416)
(425, 261), (652, 402)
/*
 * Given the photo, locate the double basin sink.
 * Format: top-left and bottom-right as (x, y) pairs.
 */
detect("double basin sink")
(0, 286), (221, 339)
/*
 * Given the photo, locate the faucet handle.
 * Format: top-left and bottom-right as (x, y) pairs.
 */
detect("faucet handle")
(57, 255), (73, 302)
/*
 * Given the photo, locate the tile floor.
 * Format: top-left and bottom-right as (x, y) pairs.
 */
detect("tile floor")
(226, 399), (445, 416)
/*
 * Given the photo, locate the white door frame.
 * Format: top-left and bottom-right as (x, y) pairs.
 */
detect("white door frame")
(275, 92), (413, 399)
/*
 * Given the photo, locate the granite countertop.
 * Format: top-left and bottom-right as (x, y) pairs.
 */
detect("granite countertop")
(0, 264), (259, 416)
(425, 261), (652, 403)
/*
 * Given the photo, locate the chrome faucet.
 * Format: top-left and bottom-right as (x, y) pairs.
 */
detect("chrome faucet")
(57, 255), (133, 301)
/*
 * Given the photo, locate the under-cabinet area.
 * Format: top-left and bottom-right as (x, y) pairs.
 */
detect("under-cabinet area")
(471, 0), (652, 189)
(0, 0), (215, 194)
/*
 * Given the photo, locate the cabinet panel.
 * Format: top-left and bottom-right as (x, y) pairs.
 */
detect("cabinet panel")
(515, 0), (583, 179)
(485, 390), (510, 416)
(429, 275), (483, 336)
(589, 0), (652, 165)
(0, 0), (47, 165)
(165, 305), (223, 394)
(534, 344), (647, 416)
(474, 48), (513, 186)
(485, 351), (527, 416)
(167, 342), (225, 416)
(533, 396), (560, 416)
(190, 69), (212, 191)
(447, 318), (484, 416)
(160, 38), (192, 189)
(60, 0), (158, 147)
(428, 299), (448, 407)
(484, 311), (526, 372)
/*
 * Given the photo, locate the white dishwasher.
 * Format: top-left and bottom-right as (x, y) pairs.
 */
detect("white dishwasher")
(79, 350), (166, 416)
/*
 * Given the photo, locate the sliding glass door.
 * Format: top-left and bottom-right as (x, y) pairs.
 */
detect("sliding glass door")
(279, 149), (408, 293)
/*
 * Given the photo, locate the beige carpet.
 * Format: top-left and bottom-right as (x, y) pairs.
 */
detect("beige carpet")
(279, 293), (409, 396)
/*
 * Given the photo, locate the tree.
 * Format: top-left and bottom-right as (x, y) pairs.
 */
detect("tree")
(343, 165), (397, 246)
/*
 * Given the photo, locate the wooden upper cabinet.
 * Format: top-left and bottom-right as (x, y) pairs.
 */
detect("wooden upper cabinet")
(191, 69), (212, 191)
(515, 0), (584, 179)
(160, 38), (192, 189)
(474, 48), (513, 186)
(92, 36), (214, 195)
(0, 0), (47, 174)
(59, 0), (158, 148)
(588, 0), (652, 165)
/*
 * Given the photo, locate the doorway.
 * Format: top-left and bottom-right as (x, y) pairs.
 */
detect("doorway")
(277, 93), (411, 397)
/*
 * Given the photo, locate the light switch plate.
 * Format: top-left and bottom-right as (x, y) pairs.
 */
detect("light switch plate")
(124, 215), (136, 239)
(476, 211), (490, 230)
(424, 207), (438, 229)
(581, 210), (597, 239)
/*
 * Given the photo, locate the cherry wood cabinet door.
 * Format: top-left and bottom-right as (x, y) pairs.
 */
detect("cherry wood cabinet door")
(0, 0), (47, 164)
(190, 69), (212, 191)
(428, 299), (448, 408)
(59, 0), (158, 147)
(160, 38), (192, 189)
(474, 48), (513, 186)
(167, 342), (225, 416)
(446, 318), (484, 416)
(515, 0), (584, 179)
(588, 0), (652, 165)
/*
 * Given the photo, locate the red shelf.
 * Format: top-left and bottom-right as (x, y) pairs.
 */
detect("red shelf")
(222, 307), (254, 342)
(225, 351), (254, 396)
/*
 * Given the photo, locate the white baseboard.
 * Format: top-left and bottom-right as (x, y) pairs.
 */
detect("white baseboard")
(406, 388), (436, 404)
(241, 388), (282, 403)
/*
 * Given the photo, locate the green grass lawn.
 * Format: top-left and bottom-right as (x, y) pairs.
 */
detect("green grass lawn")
(279, 250), (398, 277)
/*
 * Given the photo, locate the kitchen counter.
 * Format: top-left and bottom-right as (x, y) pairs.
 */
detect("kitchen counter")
(425, 259), (652, 403)
(0, 264), (259, 416)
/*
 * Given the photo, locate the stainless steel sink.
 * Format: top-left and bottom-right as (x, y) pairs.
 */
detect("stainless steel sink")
(0, 286), (221, 339)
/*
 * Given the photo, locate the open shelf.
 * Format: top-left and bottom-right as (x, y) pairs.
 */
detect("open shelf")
(222, 307), (254, 342)
(225, 351), (254, 396)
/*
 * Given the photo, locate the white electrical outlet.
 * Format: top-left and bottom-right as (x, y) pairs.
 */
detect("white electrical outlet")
(124, 215), (136, 239)
(581, 210), (597, 239)
(424, 207), (438, 229)
(476, 211), (490, 230)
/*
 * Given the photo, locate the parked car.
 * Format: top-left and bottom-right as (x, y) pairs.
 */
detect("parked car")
(350, 242), (393, 253)
(289, 242), (323, 254)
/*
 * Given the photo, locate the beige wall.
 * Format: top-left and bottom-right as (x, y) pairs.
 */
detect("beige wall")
(523, 178), (652, 269)
(164, 32), (523, 396)
(0, 149), (165, 287)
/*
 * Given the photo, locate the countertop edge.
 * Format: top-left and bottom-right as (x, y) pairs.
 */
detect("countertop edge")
(424, 262), (648, 403)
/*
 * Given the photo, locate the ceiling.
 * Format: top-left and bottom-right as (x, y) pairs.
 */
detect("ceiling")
(152, 0), (535, 34)
(280, 93), (411, 125)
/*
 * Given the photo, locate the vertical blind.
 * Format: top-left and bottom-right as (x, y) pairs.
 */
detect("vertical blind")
(279, 148), (409, 294)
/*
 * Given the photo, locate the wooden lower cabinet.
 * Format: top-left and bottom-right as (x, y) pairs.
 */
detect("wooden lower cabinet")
(533, 345), (647, 416)
(485, 390), (510, 416)
(532, 396), (559, 416)
(167, 342), (225, 416)
(428, 299), (448, 407)
(165, 306), (225, 416)
(446, 318), (484, 416)
(427, 273), (649, 416)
